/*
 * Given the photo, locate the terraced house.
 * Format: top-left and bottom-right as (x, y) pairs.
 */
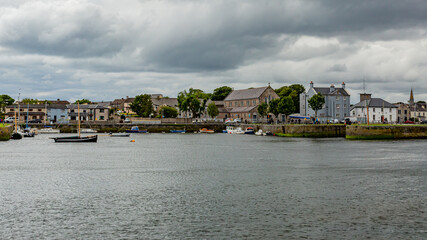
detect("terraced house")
(222, 85), (279, 122)
(67, 104), (109, 121)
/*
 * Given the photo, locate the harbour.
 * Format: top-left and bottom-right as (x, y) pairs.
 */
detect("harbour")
(0, 134), (425, 239)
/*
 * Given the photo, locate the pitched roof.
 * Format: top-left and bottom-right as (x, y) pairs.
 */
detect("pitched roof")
(67, 104), (108, 109)
(224, 86), (268, 101)
(313, 87), (349, 96)
(351, 98), (397, 110)
(151, 98), (178, 107)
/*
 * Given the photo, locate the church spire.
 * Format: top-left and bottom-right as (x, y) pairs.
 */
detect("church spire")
(409, 89), (414, 105)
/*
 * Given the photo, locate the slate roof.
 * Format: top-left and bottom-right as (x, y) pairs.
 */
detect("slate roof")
(224, 87), (268, 101)
(351, 98), (397, 110)
(67, 104), (108, 109)
(151, 98), (178, 107)
(313, 87), (349, 96)
(6, 104), (46, 108)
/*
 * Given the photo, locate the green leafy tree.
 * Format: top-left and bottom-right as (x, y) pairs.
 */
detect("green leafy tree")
(308, 93), (325, 120)
(207, 102), (219, 119)
(0, 94), (15, 113)
(275, 84), (305, 113)
(74, 99), (91, 104)
(130, 94), (154, 117)
(177, 88), (210, 118)
(159, 105), (178, 118)
(268, 99), (281, 118)
(257, 102), (268, 121)
(22, 98), (40, 104)
(211, 86), (233, 101)
(278, 96), (296, 123)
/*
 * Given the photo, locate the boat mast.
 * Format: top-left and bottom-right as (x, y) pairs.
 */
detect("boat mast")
(26, 103), (29, 129)
(14, 106), (17, 133)
(44, 101), (47, 126)
(78, 102), (81, 137)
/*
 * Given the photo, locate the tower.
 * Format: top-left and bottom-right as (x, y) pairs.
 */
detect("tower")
(409, 89), (414, 106)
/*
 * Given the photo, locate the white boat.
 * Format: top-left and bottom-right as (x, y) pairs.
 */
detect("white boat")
(226, 126), (235, 134)
(39, 128), (60, 134)
(255, 129), (264, 136)
(235, 127), (245, 134)
(80, 128), (97, 133)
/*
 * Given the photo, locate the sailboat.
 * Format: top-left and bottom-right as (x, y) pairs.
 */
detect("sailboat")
(52, 103), (97, 143)
(10, 105), (22, 139)
(23, 103), (35, 137)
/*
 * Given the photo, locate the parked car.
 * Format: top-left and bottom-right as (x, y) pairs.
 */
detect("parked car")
(4, 117), (15, 123)
(28, 119), (42, 123)
(404, 120), (415, 124)
(124, 118), (131, 123)
(225, 118), (233, 124)
(420, 120), (427, 124)
(233, 118), (242, 123)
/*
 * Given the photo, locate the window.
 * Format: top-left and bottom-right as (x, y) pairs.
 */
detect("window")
(344, 104), (347, 108)
(29, 109), (33, 112)
(229, 102), (232, 107)
(373, 108), (375, 113)
(38, 109), (42, 111)
(343, 97), (347, 101)
(99, 109), (104, 113)
(11, 109), (14, 111)
(253, 100), (256, 105)
(404, 110), (407, 114)
(336, 113), (340, 117)
(83, 110), (86, 113)
(241, 101), (243, 106)
(246, 100), (249, 106)
(398, 110), (401, 114)
(336, 96), (340, 100)
(373, 115), (375, 120)
(100, 116), (104, 120)
(336, 104), (340, 109)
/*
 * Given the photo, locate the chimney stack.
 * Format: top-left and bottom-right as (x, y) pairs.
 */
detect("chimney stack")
(341, 82), (345, 89)
(330, 84), (335, 93)
(310, 81), (314, 88)
(360, 93), (372, 102)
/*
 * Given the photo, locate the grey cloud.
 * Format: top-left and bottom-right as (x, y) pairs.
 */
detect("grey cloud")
(328, 64), (347, 72)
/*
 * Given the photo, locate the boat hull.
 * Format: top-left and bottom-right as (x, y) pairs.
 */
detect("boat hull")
(170, 130), (186, 133)
(125, 130), (147, 133)
(110, 133), (130, 137)
(53, 135), (98, 143)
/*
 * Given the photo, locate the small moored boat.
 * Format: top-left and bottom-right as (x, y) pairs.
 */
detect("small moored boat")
(53, 135), (98, 143)
(170, 129), (186, 133)
(199, 128), (215, 133)
(126, 126), (148, 133)
(244, 127), (255, 134)
(109, 133), (130, 137)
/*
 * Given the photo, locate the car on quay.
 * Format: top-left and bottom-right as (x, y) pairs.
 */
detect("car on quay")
(4, 117), (15, 123)
(29, 119), (42, 123)
(404, 120), (415, 124)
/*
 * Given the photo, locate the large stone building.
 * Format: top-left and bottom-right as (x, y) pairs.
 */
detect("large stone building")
(350, 94), (397, 123)
(222, 85), (279, 122)
(68, 104), (109, 121)
(300, 82), (350, 123)
(5, 104), (48, 123)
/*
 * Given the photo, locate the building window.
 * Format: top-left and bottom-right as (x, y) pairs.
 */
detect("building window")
(404, 110), (407, 114)
(10, 109), (14, 111)
(344, 104), (347, 108)
(99, 109), (104, 113)
(373, 108), (375, 113)
(343, 97), (347, 101)
(29, 109), (33, 112)
(336, 104), (340, 109)
(336, 96), (340, 100)
(229, 102), (232, 107)
(373, 115), (375, 120)
(398, 110), (401, 114)
(253, 100), (256, 105)
(38, 109), (42, 111)
(100, 116), (104, 120)
(246, 100), (249, 106)
(241, 101), (243, 106)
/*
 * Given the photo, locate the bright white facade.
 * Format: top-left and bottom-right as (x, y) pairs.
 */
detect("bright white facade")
(350, 98), (398, 124)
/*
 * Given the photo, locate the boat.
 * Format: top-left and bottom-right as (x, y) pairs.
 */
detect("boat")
(23, 128), (35, 137)
(199, 128), (215, 133)
(38, 127), (60, 134)
(226, 126), (235, 134)
(255, 129), (264, 136)
(170, 129), (186, 133)
(10, 106), (22, 140)
(235, 127), (245, 134)
(53, 135), (98, 143)
(109, 133), (130, 137)
(126, 126), (148, 133)
(52, 103), (98, 143)
(80, 128), (97, 133)
(244, 127), (255, 134)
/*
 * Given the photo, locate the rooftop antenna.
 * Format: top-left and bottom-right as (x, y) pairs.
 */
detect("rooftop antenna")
(363, 78), (366, 94)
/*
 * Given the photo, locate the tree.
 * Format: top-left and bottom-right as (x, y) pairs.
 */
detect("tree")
(308, 93), (325, 121)
(278, 96), (295, 123)
(275, 84), (305, 113)
(130, 94), (154, 117)
(0, 95), (15, 113)
(177, 88), (210, 118)
(75, 99), (91, 104)
(257, 102), (268, 122)
(211, 86), (233, 101)
(268, 99), (281, 118)
(207, 102), (219, 119)
(159, 105), (178, 118)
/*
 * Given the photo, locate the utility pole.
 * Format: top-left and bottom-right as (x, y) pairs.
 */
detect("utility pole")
(17, 89), (21, 125)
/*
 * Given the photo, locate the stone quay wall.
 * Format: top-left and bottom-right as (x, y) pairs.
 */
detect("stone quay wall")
(346, 125), (427, 140)
(0, 125), (13, 141)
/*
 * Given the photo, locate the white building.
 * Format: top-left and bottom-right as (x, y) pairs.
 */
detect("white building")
(350, 96), (398, 124)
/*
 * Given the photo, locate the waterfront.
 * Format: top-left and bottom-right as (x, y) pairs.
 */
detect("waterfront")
(0, 134), (426, 239)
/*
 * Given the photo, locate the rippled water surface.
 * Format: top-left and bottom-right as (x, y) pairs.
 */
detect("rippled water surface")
(0, 134), (426, 239)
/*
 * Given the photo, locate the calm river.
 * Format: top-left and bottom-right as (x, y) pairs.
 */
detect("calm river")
(0, 134), (426, 239)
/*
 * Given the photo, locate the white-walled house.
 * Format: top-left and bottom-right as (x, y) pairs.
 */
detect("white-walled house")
(350, 97), (397, 124)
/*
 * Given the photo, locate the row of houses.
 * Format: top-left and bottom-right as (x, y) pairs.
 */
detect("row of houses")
(300, 82), (426, 124)
(4, 83), (425, 124)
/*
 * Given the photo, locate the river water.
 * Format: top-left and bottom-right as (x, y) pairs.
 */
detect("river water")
(0, 134), (425, 239)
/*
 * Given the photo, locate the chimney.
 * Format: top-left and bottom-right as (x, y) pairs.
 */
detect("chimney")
(310, 81), (314, 88)
(341, 82), (345, 89)
(330, 84), (335, 93)
(360, 93), (372, 102)
(126, 96), (129, 99)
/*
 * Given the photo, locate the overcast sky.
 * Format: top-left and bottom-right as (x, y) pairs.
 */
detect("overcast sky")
(1, 0), (427, 103)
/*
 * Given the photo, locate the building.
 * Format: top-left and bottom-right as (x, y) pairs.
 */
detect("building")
(222, 85), (279, 122)
(394, 102), (410, 123)
(5, 104), (48, 124)
(350, 94), (397, 123)
(151, 96), (180, 117)
(48, 104), (69, 124)
(68, 104), (109, 121)
(300, 82), (350, 123)
(408, 89), (426, 122)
